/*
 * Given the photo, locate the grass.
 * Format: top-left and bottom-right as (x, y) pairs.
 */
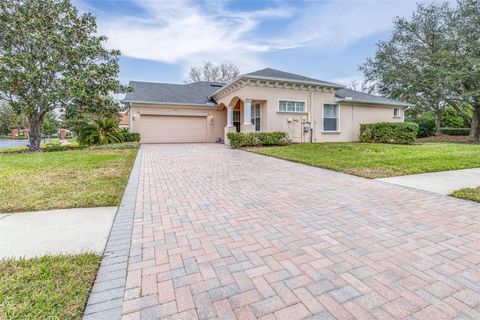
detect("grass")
(249, 142), (480, 179)
(451, 187), (480, 203)
(0, 146), (137, 212)
(0, 254), (100, 320)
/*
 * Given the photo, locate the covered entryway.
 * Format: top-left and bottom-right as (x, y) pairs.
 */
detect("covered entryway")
(138, 114), (207, 143)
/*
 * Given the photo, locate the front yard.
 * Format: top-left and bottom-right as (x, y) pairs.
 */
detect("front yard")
(0, 145), (137, 213)
(0, 254), (100, 319)
(249, 142), (480, 179)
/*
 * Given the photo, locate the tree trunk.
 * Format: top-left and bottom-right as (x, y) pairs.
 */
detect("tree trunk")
(468, 105), (480, 142)
(28, 119), (42, 152)
(434, 113), (442, 135)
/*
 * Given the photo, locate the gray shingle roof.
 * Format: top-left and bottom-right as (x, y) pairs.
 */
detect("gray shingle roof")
(122, 81), (223, 105)
(122, 70), (409, 107)
(335, 88), (411, 107)
(244, 68), (342, 87)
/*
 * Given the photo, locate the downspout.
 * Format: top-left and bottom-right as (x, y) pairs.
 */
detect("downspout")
(310, 91), (314, 142)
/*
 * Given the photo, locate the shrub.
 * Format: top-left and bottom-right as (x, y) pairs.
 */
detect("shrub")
(441, 108), (467, 128)
(416, 114), (435, 137)
(44, 141), (68, 152)
(227, 131), (290, 148)
(89, 142), (139, 150)
(120, 129), (140, 142)
(43, 141), (81, 152)
(441, 127), (470, 136)
(78, 118), (124, 146)
(359, 122), (418, 145)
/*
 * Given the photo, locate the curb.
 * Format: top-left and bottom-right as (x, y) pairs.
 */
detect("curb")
(83, 147), (143, 319)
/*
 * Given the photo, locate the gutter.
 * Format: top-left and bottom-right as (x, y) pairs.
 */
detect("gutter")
(336, 98), (413, 108)
(120, 100), (218, 108)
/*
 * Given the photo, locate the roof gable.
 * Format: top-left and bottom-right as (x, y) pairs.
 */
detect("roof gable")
(244, 68), (341, 87)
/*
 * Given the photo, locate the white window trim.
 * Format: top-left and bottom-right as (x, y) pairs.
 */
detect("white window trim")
(322, 104), (341, 133)
(251, 102), (261, 131)
(277, 99), (307, 113)
(393, 108), (402, 119)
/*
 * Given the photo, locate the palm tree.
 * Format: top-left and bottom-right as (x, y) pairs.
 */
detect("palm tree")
(78, 118), (124, 146)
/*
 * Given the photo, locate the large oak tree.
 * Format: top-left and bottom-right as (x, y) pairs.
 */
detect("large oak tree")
(360, 0), (480, 141)
(444, 0), (480, 141)
(0, 0), (127, 151)
(360, 3), (452, 135)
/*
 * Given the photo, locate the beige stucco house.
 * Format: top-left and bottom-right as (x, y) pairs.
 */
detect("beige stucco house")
(122, 68), (410, 144)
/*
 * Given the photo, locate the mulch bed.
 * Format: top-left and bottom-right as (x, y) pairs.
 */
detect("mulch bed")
(417, 135), (474, 143)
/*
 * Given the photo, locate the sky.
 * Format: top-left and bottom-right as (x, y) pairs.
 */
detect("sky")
(75, 0), (422, 87)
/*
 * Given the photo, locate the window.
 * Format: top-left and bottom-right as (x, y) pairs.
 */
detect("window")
(323, 104), (338, 132)
(278, 100), (305, 113)
(233, 110), (240, 132)
(251, 103), (261, 131)
(393, 108), (401, 118)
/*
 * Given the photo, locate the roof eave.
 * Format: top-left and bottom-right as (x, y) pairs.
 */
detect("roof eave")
(336, 99), (413, 107)
(121, 100), (218, 107)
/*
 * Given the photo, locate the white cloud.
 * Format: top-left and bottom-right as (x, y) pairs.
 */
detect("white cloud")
(78, 0), (425, 77)
(94, 0), (293, 73)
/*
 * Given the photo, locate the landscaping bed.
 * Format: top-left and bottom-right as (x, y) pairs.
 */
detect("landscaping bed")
(0, 145), (138, 212)
(451, 187), (480, 203)
(417, 135), (471, 143)
(0, 254), (100, 320)
(249, 142), (480, 179)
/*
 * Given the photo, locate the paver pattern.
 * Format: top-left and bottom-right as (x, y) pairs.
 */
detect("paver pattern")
(122, 144), (480, 319)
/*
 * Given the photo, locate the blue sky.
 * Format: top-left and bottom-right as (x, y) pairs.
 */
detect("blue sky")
(75, 0), (421, 87)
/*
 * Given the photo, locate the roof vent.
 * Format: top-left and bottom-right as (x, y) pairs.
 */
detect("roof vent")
(210, 84), (222, 87)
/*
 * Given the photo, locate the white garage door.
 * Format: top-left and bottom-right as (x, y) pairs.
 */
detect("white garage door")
(139, 115), (207, 143)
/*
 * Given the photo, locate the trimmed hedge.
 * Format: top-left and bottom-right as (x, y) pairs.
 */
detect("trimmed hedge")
(441, 127), (470, 136)
(122, 132), (141, 142)
(227, 131), (290, 148)
(359, 122), (418, 145)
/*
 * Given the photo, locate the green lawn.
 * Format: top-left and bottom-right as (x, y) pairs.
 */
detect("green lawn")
(0, 254), (100, 320)
(249, 142), (480, 179)
(451, 187), (480, 203)
(0, 146), (137, 212)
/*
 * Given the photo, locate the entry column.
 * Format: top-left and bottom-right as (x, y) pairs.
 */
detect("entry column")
(241, 99), (254, 132)
(224, 105), (236, 144)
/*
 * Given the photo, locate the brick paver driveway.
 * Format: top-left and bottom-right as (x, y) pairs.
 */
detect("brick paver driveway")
(90, 144), (480, 320)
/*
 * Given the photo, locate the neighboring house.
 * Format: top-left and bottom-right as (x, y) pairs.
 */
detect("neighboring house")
(122, 68), (410, 144)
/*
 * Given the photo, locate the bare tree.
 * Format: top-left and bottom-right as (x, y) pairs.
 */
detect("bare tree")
(347, 80), (361, 91)
(347, 80), (374, 94)
(186, 61), (240, 83)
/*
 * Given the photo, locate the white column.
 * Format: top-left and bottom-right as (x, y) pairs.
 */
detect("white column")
(243, 99), (252, 124)
(227, 105), (234, 127)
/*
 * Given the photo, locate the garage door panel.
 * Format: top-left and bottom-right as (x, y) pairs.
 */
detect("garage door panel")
(139, 115), (207, 143)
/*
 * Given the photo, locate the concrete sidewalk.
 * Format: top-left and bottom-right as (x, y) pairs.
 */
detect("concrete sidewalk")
(378, 168), (480, 195)
(0, 207), (117, 259)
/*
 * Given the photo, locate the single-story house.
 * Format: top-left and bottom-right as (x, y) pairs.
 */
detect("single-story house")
(122, 68), (410, 144)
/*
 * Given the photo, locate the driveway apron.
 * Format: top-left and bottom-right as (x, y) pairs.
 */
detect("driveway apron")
(85, 144), (480, 320)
